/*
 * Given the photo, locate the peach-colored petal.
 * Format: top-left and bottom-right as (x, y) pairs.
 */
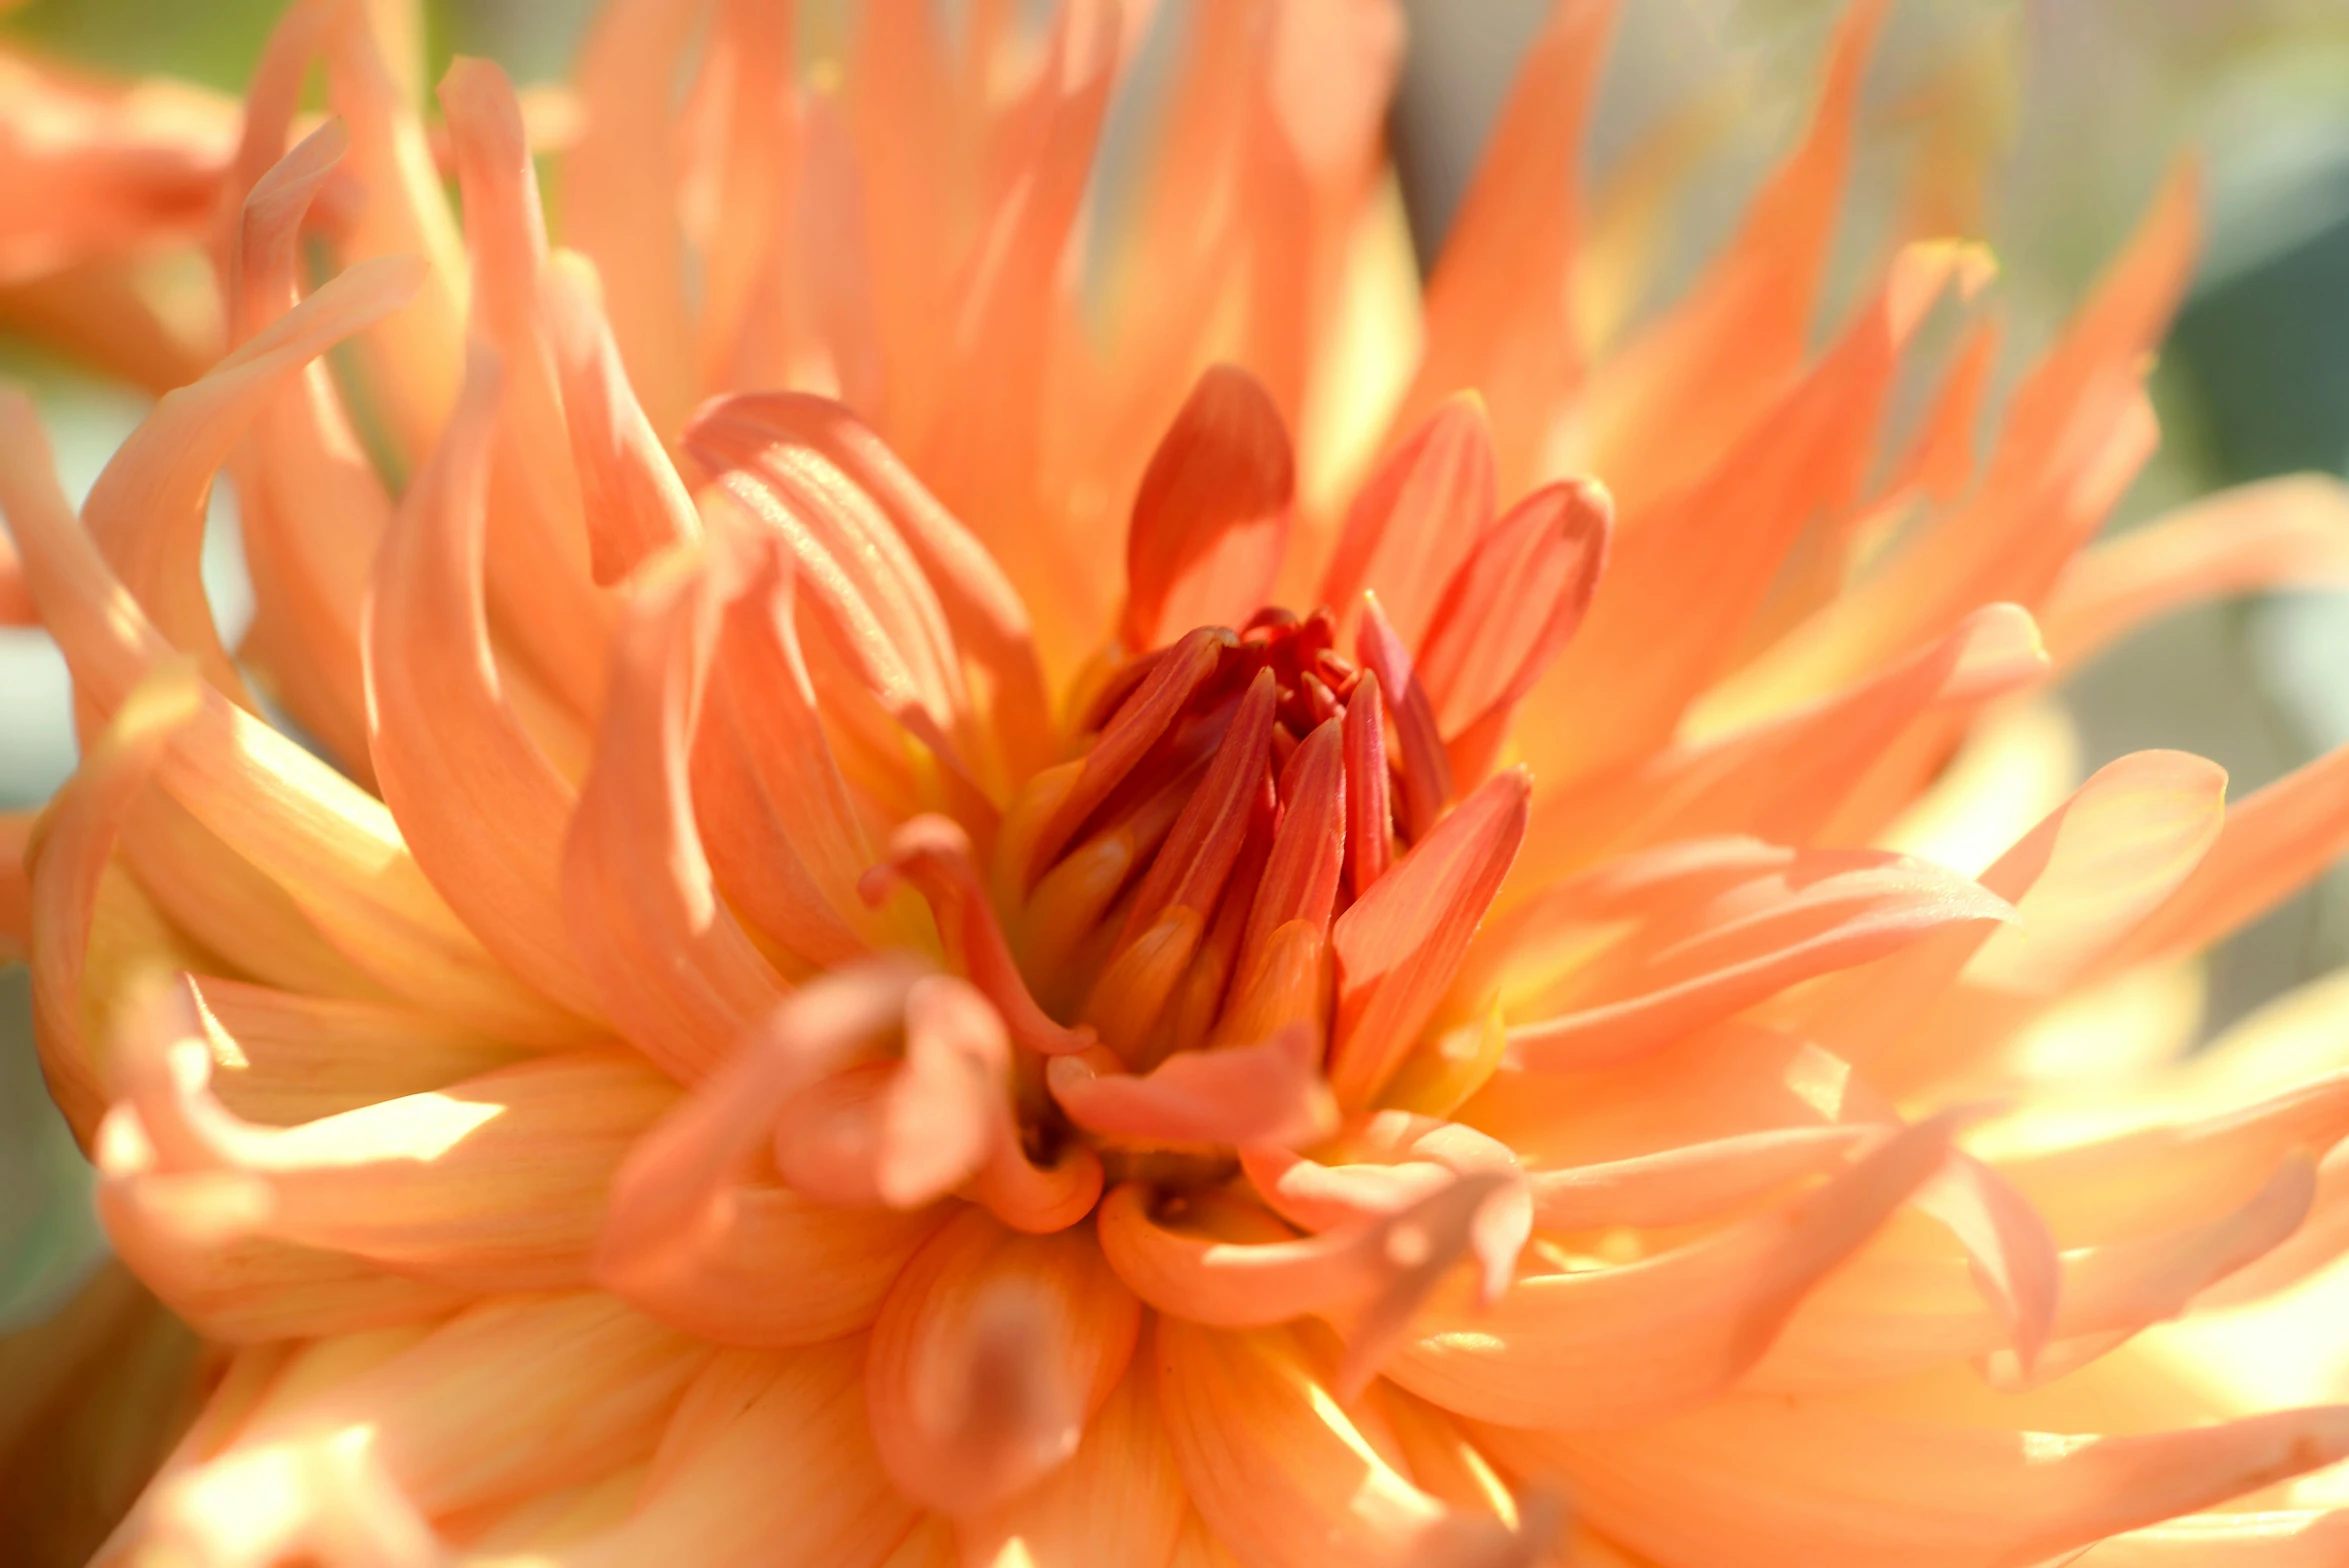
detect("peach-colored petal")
(1385, 1111), (1961, 1429)
(958, 1347), (1188, 1567)
(2102, 740), (2349, 979)
(1121, 364), (1296, 654)
(364, 339), (600, 1023)
(101, 977), (674, 1294)
(1354, 592), (1454, 838)
(1518, 603), (2047, 880)
(585, 1337), (919, 1566)
(866, 1208), (1141, 1516)
(1405, 0), (1616, 499)
(563, 551), (787, 1080)
(1481, 1393), (2349, 1568)
(184, 975), (523, 1127)
(1417, 477), (1612, 780)
(1156, 1320), (1541, 1568)
(1520, 1123), (1875, 1232)
(1572, 0), (1886, 513)
(1321, 394), (1497, 649)
(1756, 1155), (2314, 1392)
(1497, 840), (2010, 1072)
(2070, 1511), (2349, 1565)
(23, 663), (203, 1148)
(596, 960), (944, 1345)
(1048, 1028), (1336, 1148)
(1328, 768), (1527, 1108)
(2041, 475), (2349, 673)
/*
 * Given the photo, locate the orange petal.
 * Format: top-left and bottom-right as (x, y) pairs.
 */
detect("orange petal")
(1155, 1320), (1540, 1568)
(596, 960), (943, 1344)
(1521, 602), (2047, 878)
(562, 552), (787, 1081)
(2103, 740), (2349, 978)
(365, 339), (601, 1023)
(1407, 0), (1617, 498)
(1354, 593), (1453, 839)
(102, 977), (673, 1294)
(1910, 1150), (2063, 1377)
(1499, 840), (2011, 1072)
(957, 1348), (1188, 1568)
(1573, 0), (1887, 513)
(1122, 364), (1296, 652)
(2042, 475), (2349, 673)
(1048, 1028), (1336, 1148)
(1328, 769), (1527, 1108)
(1320, 394), (1498, 649)
(865, 814), (1095, 1056)
(1418, 477), (1611, 765)
(1387, 1111), (1963, 1428)
(1483, 1393), (2349, 1568)
(1343, 665), (1396, 893)
(1116, 667), (1279, 949)
(543, 250), (702, 586)
(597, 1338), (920, 1564)
(1522, 1123), (1875, 1232)
(866, 1208), (1141, 1517)
(708, 392), (1056, 781)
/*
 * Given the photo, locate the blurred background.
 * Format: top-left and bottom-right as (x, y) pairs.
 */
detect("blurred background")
(8, 0), (2349, 1532)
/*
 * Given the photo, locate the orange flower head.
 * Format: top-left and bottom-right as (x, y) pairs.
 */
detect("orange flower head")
(12, 1), (2349, 1565)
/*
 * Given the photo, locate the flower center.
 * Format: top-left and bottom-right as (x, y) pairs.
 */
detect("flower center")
(1004, 607), (1372, 1054)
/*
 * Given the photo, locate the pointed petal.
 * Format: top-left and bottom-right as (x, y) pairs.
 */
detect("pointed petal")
(1354, 593), (1454, 838)
(1500, 841), (2011, 1072)
(1320, 395), (1498, 648)
(1344, 666), (1396, 893)
(1482, 1395), (2349, 1568)
(1387, 1112), (1961, 1428)
(1123, 365), (1296, 651)
(1328, 769), (1527, 1108)
(563, 553), (787, 1081)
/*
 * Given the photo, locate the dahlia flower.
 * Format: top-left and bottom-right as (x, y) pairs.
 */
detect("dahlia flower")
(12, 0), (2349, 1562)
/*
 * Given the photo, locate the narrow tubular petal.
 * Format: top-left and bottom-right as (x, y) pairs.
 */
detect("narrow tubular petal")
(1049, 1029), (1335, 1148)
(1385, 1112), (1962, 1429)
(542, 249), (702, 586)
(958, 1349), (1188, 1568)
(1499, 841), (2011, 1072)
(1523, 1123), (1874, 1232)
(1236, 718), (1347, 981)
(1122, 364), (1296, 652)
(596, 960), (943, 1346)
(1416, 478), (1612, 756)
(365, 340), (600, 1023)
(866, 814), (1094, 1055)
(707, 393), (1056, 780)
(1320, 394), (1498, 648)
(2040, 475), (2349, 672)
(1482, 1395), (2349, 1568)
(563, 553), (787, 1081)
(1328, 770), (1529, 1108)
(2070, 1511), (2349, 1565)
(1032, 626), (1229, 883)
(1911, 1151), (2063, 1376)
(587, 1338), (919, 1566)
(1155, 1321), (1534, 1568)
(1355, 594), (1455, 838)
(1116, 669), (1279, 948)
(83, 252), (423, 710)
(687, 393), (974, 758)
(866, 1208), (1141, 1517)
(1, 392), (587, 1047)
(24, 664), (202, 1147)
(1344, 667), (1396, 893)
